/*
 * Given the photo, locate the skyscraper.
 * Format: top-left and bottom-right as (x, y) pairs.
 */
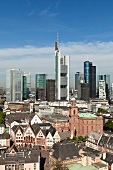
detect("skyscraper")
(55, 41), (70, 100)
(97, 74), (110, 99)
(46, 79), (55, 101)
(24, 72), (31, 97)
(6, 69), (23, 102)
(75, 72), (84, 99)
(23, 76), (27, 100)
(35, 74), (46, 100)
(84, 61), (96, 98)
(84, 61), (90, 84)
(99, 80), (106, 99)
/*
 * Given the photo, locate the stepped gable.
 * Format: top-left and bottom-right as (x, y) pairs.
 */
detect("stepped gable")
(52, 139), (80, 160)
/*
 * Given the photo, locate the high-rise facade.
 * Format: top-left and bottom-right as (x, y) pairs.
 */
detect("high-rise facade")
(6, 69), (23, 102)
(84, 61), (96, 99)
(46, 79), (55, 101)
(75, 72), (84, 99)
(97, 74), (110, 99)
(24, 72), (31, 97)
(35, 74), (46, 100)
(23, 76), (27, 100)
(84, 61), (90, 84)
(55, 41), (70, 100)
(99, 80), (106, 99)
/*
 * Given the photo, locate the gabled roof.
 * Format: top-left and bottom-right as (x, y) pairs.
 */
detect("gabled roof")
(31, 124), (40, 136)
(52, 139), (80, 160)
(12, 125), (24, 134)
(104, 153), (113, 163)
(6, 144), (19, 153)
(106, 136), (113, 148)
(98, 135), (109, 147)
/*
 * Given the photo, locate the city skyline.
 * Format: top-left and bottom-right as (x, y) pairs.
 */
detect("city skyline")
(1, 0), (113, 87)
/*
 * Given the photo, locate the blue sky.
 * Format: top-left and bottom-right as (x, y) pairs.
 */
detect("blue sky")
(1, 0), (113, 87)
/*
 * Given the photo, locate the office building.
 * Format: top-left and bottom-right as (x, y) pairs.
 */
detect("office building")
(97, 74), (110, 99)
(75, 72), (84, 99)
(46, 79), (55, 101)
(6, 69), (23, 102)
(81, 83), (90, 101)
(55, 41), (70, 100)
(22, 76), (27, 100)
(24, 72), (31, 97)
(90, 63), (96, 98)
(35, 74), (46, 100)
(84, 61), (96, 99)
(99, 80), (106, 99)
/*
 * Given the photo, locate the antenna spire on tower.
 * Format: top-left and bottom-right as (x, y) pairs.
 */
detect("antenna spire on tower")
(55, 33), (59, 51)
(86, 53), (89, 61)
(57, 33), (59, 42)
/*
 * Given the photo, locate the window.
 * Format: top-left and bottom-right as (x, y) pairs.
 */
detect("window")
(86, 126), (88, 134)
(34, 163), (36, 170)
(73, 110), (76, 115)
(82, 126), (84, 134)
(92, 126), (93, 130)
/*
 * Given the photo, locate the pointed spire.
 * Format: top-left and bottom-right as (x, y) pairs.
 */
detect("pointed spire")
(55, 33), (59, 51)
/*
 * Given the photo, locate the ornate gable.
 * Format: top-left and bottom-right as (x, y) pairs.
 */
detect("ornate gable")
(36, 129), (45, 139)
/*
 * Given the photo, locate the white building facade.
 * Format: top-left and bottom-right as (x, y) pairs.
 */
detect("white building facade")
(55, 41), (70, 101)
(99, 80), (106, 99)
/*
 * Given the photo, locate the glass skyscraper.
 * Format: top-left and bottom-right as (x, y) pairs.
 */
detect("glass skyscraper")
(35, 74), (46, 100)
(6, 69), (23, 102)
(84, 61), (96, 98)
(84, 61), (90, 84)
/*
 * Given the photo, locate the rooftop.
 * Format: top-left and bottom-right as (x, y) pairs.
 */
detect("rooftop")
(78, 112), (99, 118)
(67, 163), (97, 170)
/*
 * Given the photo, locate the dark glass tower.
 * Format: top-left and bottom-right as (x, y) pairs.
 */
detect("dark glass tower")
(84, 61), (96, 99)
(84, 61), (90, 84)
(23, 76), (27, 100)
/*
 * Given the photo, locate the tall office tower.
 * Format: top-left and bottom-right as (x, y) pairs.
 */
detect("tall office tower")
(23, 76), (27, 100)
(55, 41), (70, 101)
(84, 61), (96, 98)
(24, 72), (31, 97)
(81, 83), (90, 101)
(46, 79), (55, 101)
(90, 63), (96, 98)
(35, 74), (46, 100)
(97, 74), (110, 99)
(6, 69), (23, 102)
(99, 80), (106, 99)
(75, 72), (84, 99)
(84, 61), (90, 84)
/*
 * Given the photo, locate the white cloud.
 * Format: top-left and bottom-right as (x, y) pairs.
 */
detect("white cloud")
(1, 41), (113, 87)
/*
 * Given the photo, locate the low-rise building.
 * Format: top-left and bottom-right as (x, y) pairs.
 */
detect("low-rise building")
(69, 104), (103, 138)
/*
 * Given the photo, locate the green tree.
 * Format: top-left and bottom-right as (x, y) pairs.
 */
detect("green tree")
(104, 119), (113, 131)
(97, 108), (108, 113)
(0, 112), (6, 124)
